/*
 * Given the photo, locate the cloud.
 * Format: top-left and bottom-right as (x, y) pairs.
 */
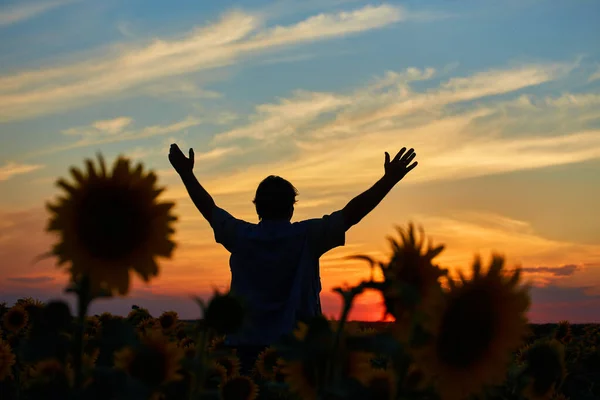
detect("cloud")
(185, 60), (600, 200)
(6, 276), (55, 283)
(142, 80), (222, 100)
(0, 3), (406, 122)
(25, 116), (201, 158)
(0, 161), (44, 181)
(521, 264), (580, 277)
(588, 66), (600, 83)
(0, 0), (77, 27)
(528, 285), (600, 323)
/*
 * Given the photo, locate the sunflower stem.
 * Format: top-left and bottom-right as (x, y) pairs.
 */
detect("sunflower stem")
(325, 288), (354, 392)
(190, 323), (210, 399)
(73, 275), (91, 392)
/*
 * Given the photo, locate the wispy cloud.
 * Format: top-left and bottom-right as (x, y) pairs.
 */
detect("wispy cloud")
(0, 161), (44, 181)
(6, 275), (55, 283)
(0, 0), (77, 27)
(24, 116), (201, 158)
(0, 3), (407, 122)
(588, 66), (600, 83)
(193, 60), (599, 199)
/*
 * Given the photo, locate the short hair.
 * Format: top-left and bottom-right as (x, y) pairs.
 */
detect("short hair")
(252, 175), (298, 220)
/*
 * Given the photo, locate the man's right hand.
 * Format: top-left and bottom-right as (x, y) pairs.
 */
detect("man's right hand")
(169, 143), (195, 175)
(384, 147), (418, 183)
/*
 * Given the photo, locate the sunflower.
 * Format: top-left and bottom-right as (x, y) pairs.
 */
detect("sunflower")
(45, 154), (177, 296)
(350, 224), (447, 342)
(219, 375), (259, 400)
(554, 321), (572, 345)
(3, 305), (28, 333)
(215, 354), (241, 379)
(114, 329), (184, 388)
(85, 315), (102, 336)
(202, 362), (228, 391)
(411, 254), (530, 400)
(28, 359), (72, 384)
(98, 312), (114, 324)
(278, 319), (375, 399)
(255, 347), (280, 380)
(158, 311), (179, 331)
(364, 368), (397, 400)
(181, 342), (197, 359)
(520, 339), (567, 400)
(137, 317), (159, 336)
(209, 335), (232, 354)
(18, 298), (45, 318)
(0, 338), (16, 381)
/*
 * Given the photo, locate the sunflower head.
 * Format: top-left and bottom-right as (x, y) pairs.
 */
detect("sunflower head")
(98, 311), (112, 322)
(158, 311), (178, 331)
(215, 354), (241, 379)
(113, 330), (184, 388)
(3, 305), (29, 333)
(0, 338), (16, 381)
(554, 321), (572, 345)
(45, 154), (177, 296)
(208, 335), (228, 353)
(202, 361), (228, 391)
(204, 290), (246, 335)
(128, 306), (153, 326)
(381, 224), (447, 308)
(255, 347), (280, 380)
(219, 375), (259, 400)
(137, 317), (159, 336)
(520, 339), (567, 400)
(412, 254), (531, 400)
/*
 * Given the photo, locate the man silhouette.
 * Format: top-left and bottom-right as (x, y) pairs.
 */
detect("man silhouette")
(169, 144), (417, 372)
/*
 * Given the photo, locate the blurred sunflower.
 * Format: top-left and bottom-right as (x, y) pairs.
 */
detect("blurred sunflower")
(85, 315), (102, 336)
(279, 319), (374, 399)
(554, 321), (572, 345)
(520, 339), (567, 400)
(209, 335), (233, 354)
(255, 347), (280, 380)
(45, 154), (177, 296)
(219, 375), (259, 400)
(28, 358), (75, 388)
(3, 305), (28, 333)
(158, 311), (179, 331)
(181, 342), (196, 359)
(18, 298), (45, 317)
(215, 354), (241, 379)
(179, 337), (194, 349)
(412, 254), (530, 400)
(202, 362), (228, 391)
(349, 224), (447, 341)
(114, 329), (184, 388)
(0, 338), (16, 381)
(364, 368), (397, 400)
(137, 317), (159, 336)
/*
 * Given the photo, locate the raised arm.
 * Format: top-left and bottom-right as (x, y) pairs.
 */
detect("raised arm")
(342, 147), (418, 231)
(169, 143), (216, 222)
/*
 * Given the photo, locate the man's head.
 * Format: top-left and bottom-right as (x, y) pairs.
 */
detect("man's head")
(253, 175), (298, 221)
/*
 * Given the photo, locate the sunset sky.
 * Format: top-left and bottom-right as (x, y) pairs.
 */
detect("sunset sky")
(1, 0), (599, 323)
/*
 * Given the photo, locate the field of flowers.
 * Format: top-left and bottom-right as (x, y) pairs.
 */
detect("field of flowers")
(0, 153), (599, 400)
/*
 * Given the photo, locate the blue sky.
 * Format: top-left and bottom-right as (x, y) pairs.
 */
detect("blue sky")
(1, 0), (599, 321)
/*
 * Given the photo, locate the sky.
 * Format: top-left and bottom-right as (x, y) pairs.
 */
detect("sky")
(0, 0), (599, 323)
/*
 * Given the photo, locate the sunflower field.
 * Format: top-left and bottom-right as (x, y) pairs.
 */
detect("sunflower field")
(0, 154), (599, 400)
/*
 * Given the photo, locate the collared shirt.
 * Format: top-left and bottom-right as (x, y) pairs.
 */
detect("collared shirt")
(209, 206), (346, 346)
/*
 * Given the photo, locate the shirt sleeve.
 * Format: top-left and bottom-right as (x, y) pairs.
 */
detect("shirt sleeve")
(209, 206), (245, 252)
(304, 210), (346, 257)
